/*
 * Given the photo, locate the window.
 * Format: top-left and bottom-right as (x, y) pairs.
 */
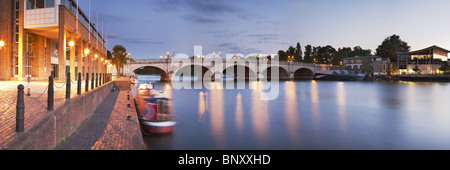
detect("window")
(26, 0), (55, 9)
(45, 0), (55, 7)
(27, 0), (35, 9)
(36, 0), (45, 8)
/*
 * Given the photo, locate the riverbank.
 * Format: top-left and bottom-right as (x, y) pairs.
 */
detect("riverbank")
(0, 78), (144, 150)
(54, 89), (145, 150)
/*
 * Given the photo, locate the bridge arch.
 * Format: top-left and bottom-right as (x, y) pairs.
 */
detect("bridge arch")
(223, 64), (257, 80)
(172, 64), (214, 81)
(261, 66), (289, 80)
(132, 66), (169, 81)
(294, 68), (314, 80)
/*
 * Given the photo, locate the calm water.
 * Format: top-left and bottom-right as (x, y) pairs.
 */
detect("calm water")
(135, 75), (450, 150)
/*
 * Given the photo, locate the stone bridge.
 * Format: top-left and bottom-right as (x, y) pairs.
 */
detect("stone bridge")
(123, 58), (337, 81)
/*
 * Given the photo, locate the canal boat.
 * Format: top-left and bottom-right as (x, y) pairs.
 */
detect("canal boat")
(135, 83), (176, 134)
(314, 70), (365, 81)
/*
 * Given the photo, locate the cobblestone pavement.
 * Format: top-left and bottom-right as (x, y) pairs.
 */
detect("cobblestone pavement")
(0, 80), (104, 149)
(54, 90), (145, 150)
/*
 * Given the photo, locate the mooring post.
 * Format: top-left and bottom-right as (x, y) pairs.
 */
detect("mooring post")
(47, 76), (54, 111)
(91, 73), (94, 90)
(77, 72), (82, 95)
(66, 72), (71, 99)
(96, 73), (98, 88)
(99, 73), (102, 86)
(16, 85), (25, 132)
(85, 73), (89, 92)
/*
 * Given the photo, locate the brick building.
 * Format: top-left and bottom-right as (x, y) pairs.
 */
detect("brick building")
(343, 56), (391, 75)
(0, 0), (110, 81)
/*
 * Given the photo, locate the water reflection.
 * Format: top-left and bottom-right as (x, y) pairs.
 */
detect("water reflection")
(235, 93), (244, 134)
(198, 92), (206, 121)
(310, 81), (321, 135)
(284, 82), (300, 147)
(251, 82), (270, 148)
(209, 83), (225, 149)
(138, 75), (450, 150)
(336, 82), (348, 141)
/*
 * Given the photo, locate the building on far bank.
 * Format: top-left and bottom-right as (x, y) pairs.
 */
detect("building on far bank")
(0, 0), (111, 81)
(397, 45), (450, 75)
(343, 56), (391, 75)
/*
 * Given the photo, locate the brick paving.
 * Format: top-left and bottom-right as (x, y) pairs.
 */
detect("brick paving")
(0, 79), (104, 149)
(54, 90), (145, 150)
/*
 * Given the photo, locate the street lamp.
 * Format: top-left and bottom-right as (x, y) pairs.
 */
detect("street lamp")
(94, 54), (98, 60)
(83, 49), (90, 57)
(0, 41), (5, 50)
(68, 41), (75, 47)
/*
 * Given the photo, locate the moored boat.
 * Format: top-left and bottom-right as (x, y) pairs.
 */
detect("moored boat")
(314, 70), (364, 81)
(135, 83), (176, 134)
(130, 75), (139, 84)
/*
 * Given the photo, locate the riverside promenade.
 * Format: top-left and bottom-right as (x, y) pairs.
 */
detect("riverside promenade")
(0, 77), (145, 150)
(54, 90), (145, 150)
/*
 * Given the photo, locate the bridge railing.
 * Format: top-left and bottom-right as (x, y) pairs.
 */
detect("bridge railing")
(127, 59), (344, 70)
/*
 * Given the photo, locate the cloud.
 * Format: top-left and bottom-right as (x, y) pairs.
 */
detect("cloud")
(182, 15), (223, 24)
(203, 30), (241, 38)
(107, 33), (120, 39)
(217, 42), (263, 54)
(123, 38), (163, 45)
(248, 33), (280, 41)
(186, 0), (244, 14)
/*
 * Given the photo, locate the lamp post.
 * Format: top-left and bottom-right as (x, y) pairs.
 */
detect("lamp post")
(0, 41), (4, 50)
(288, 56), (295, 80)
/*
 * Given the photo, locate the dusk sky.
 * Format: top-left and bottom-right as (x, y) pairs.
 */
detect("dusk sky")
(77, 0), (450, 59)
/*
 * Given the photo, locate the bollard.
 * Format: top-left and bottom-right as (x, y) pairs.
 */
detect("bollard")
(96, 73), (98, 88)
(85, 73), (89, 92)
(66, 72), (71, 99)
(77, 72), (82, 95)
(99, 73), (102, 86)
(91, 73), (94, 90)
(16, 85), (25, 132)
(47, 76), (54, 111)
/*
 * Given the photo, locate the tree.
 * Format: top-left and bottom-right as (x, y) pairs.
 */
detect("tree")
(351, 46), (372, 57)
(316, 45), (336, 64)
(303, 45), (313, 63)
(295, 42), (303, 62)
(375, 34), (410, 62)
(439, 62), (450, 73)
(277, 50), (287, 61)
(361, 60), (372, 74)
(334, 47), (352, 65)
(413, 65), (421, 74)
(112, 45), (127, 77)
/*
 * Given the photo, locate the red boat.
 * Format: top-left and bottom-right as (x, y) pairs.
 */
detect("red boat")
(136, 84), (176, 134)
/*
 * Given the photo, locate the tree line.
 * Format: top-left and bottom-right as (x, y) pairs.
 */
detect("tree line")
(277, 34), (411, 65)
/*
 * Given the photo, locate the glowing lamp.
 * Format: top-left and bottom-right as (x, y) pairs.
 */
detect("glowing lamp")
(0, 41), (5, 47)
(84, 49), (90, 55)
(68, 41), (75, 47)
(94, 54), (98, 59)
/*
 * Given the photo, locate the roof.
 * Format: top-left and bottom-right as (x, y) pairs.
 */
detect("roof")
(396, 45), (450, 55)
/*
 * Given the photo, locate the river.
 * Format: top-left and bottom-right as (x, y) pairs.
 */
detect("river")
(134, 75), (450, 150)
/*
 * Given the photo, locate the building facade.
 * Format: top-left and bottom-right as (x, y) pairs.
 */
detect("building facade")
(343, 56), (391, 75)
(0, 0), (109, 81)
(397, 45), (450, 75)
